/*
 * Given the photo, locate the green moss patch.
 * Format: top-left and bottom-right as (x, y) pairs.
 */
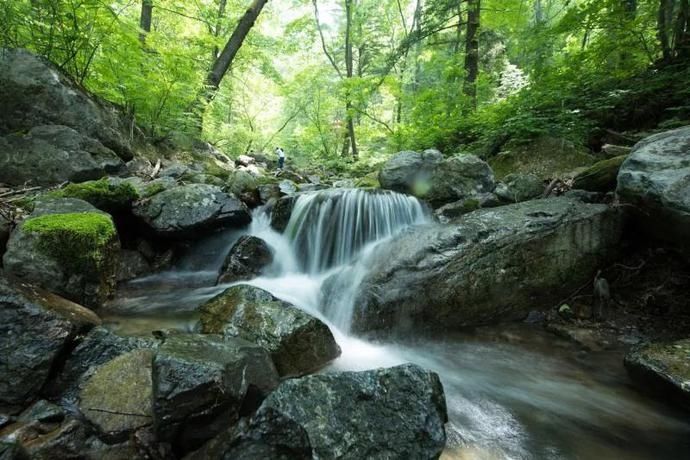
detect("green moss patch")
(23, 212), (117, 272)
(49, 178), (139, 211)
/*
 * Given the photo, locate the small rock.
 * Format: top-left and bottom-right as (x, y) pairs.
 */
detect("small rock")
(217, 236), (274, 284)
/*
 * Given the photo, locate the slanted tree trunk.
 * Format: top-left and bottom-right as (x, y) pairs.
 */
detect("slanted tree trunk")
(139, 0), (153, 45)
(342, 0), (359, 161)
(192, 0), (268, 130)
(463, 0), (480, 110)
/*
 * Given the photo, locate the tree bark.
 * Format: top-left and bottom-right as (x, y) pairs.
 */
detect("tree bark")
(206, 0), (268, 98)
(674, 0), (689, 58)
(658, 0), (673, 61)
(463, 0), (480, 110)
(139, 0), (153, 45)
(212, 0), (228, 61)
(342, 0), (359, 161)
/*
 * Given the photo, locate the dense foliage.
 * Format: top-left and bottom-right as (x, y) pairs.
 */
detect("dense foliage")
(1, 0), (688, 171)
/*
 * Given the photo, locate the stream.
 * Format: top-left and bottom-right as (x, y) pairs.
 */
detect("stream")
(103, 189), (690, 460)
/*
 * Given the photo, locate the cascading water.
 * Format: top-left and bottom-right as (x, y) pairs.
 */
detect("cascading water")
(108, 187), (690, 459)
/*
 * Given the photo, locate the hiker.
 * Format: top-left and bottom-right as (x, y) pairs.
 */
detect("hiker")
(275, 147), (286, 170)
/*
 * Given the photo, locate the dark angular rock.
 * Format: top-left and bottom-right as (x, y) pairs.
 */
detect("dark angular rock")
(217, 236), (273, 284)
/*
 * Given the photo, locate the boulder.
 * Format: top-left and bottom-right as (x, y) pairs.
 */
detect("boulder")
(494, 173), (544, 203)
(236, 155), (256, 167)
(270, 196), (297, 232)
(49, 177), (140, 212)
(0, 125), (124, 186)
(46, 327), (158, 400)
(624, 339), (690, 409)
(152, 333), (279, 452)
(573, 155), (628, 192)
(0, 49), (132, 160)
(186, 408), (312, 460)
(255, 364), (447, 460)
(0, 215), (10, 260)
(198, 285), (340, 377)
(258, 184), (281, 203)
(616, 126), (690, 249)
(217, 236), (274, 284)
(3, 199), (120, 308)
(133, 184), (250, 238)
(349, 196), (624, 336)
(278, 180), (298, 195)
(78, 349), (155, 442)
(379, 151), (495, 207)
(489, 136), (596, 180)
(18, 401), (64, 424)
(0, 275), (100, 413)
(433, 192), (502, 223)
(116, 250), (152, 283)
(601, 144), (632, 158)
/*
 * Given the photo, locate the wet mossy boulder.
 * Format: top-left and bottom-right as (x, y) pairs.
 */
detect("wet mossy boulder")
(48, 178), (139, 212)
(495, 173), (544, 203)
(350, 196), (625, 336)
(255, 364), (447, 460)
(133, 184), (250, 239)
(624, 339), (690, 410)
(199, 285), (340, 377)
(270, 195), (297, 232)
(217, 236), (274, 284)
(489, 136), (596, 180)
(78, 349), (155, 442)
(3, 201), (119, 309)
(573, 155), (628, 192)
(617, 126), (690, 250)
(0, 275), (100, 413)
(152, 333), (279, 453)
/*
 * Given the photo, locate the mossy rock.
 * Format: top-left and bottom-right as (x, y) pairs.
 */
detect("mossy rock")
(48, 178), (139, 211)
(490, 136), (596, 180)
(3, 208), (120, 308)
(355, 173), (380, 189)
(572, 155), (628, 192)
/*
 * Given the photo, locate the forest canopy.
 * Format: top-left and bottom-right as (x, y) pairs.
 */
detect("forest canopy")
(2, 0), (688, 172)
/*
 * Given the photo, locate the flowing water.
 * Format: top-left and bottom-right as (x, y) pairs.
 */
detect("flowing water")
(105, 188), (690, 459)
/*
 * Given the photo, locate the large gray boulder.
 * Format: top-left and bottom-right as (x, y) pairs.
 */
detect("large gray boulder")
(0, 275), (100, 413)
(0, 125), (124, 186)
(133, 184), (251, 238)
(153, 333), (279, 452)
(617, 126), (690, 249)
(255, 364), (447, 460)
(2, 198), (120, 309)
(198, 285), (340, 377)
(624, 339), (690, 410)
(494, 173), (544, 203)
(379, 150), (495, 207)
(217, 236), (274, 284)
(349, 196), (625, 336)
(0, 48), (132, 160)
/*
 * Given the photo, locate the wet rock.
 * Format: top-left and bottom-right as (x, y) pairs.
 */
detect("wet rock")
(116, 250), (152, 283)
(186, 408), (312, 460)
(198, 285), (340, 377)
(78, 349), (155, 442)
(256, 364), (447, 460)
(601, 144), (632, 158)
(217, 236), (274, 284)
(17, 401), (64, 424)
(616, 126), (690, 249)
(258, 184), (281, 203)
(0, 49), (132, 160)
(350, 196), (625, 336)
(624, 339), (690, 409)
(0, 275), (100, 413)
(46, 326), (158, 400)
(270, 196), (297, 232)
(235, 155), (256, 167)
(278, 180), (298, 195)
(0, 215), (10, 260)
(332, 179), (355, 188)
(573, 155), (628, 192)
(3, 198), (120, 308)
(495, 173), (544, 203)
(133, 184), (250, 239)
(152, 333), (279, 453)
(0, 125), (124, 186)
(379, 151), (495, 207)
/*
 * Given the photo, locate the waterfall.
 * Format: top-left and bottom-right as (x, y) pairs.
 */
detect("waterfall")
(283, 188), (428, 274)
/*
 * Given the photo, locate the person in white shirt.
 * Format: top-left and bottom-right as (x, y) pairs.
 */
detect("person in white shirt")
(275, 147), (286, 170)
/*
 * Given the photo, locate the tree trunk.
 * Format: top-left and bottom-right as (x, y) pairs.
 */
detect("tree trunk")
(192, 0), (268, 130)
(674, 0), (690, 58)
(342, 0), (358, 161)
(139, 0), (153, 45)
(206, 0), (268, 94)
(463, 0), (480, 110)
(658, 0), (673, 61)
(212, 0), (228, 62)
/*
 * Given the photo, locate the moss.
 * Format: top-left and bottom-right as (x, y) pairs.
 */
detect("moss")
(142, 182), (166, 198)
(23, 212), (117, 273)
(462, 199), (481, 213)
(572, 155), (628, 192)
(50, 179), (139, 211)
